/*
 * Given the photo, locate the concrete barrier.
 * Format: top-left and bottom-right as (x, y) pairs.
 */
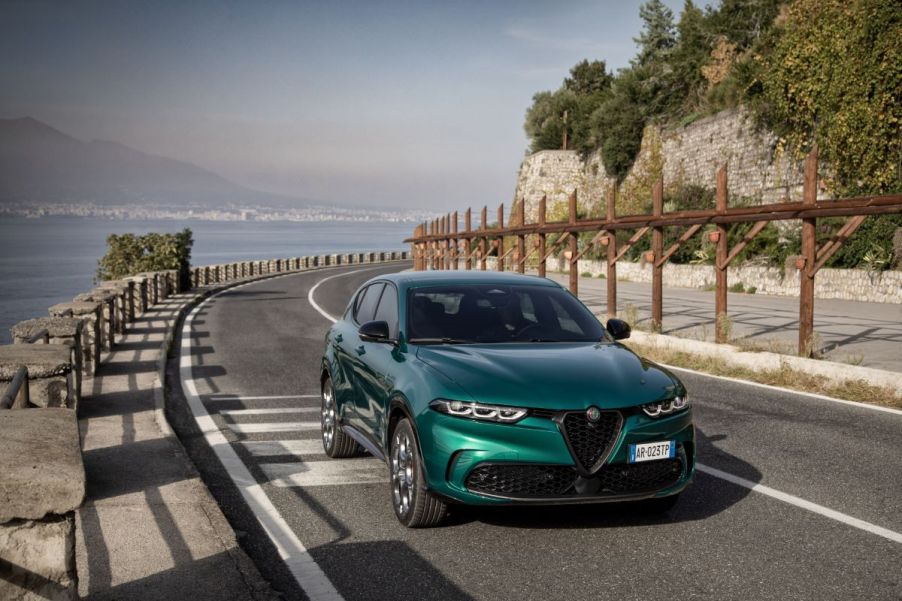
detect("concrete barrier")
(48, 302), (100, 376)
(0, 346), (73, 409)
(0, 408), (85, 601)
(10, 318), (84, 403)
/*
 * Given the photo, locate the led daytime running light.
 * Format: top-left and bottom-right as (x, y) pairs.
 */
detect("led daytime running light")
(642, 395), (689, 418)
(430, 399), (529, 423)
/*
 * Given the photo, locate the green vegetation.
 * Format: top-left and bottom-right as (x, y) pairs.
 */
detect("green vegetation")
(523, 0), (901, 270)
(97, 229), (193, 288)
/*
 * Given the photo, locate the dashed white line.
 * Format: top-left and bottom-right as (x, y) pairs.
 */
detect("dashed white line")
(262, 459), (388, 487)
(228, 421), (320, 434)
(205, 394), (320, 401)
(241, 440), (325, 457)
(696, 463), (902, 544)
(220, 407), (319, 417)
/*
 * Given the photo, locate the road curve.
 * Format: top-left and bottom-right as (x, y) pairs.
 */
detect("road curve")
(170, 263), (902, 601)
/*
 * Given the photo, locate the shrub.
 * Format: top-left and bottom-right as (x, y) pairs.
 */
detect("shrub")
(97, 228), (193, 288)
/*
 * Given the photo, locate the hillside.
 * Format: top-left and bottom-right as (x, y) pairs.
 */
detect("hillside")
(0, 117), (309, 209)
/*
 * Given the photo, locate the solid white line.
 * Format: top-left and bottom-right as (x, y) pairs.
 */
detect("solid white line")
(660, 363), (902, 416)
(228, 421), (319, 434)
(307, 266), (388, 323)
(180, 287), (344, 601)
(261, 459), (387, 487)
(242, 440), (325, 457)
(697, 463), (902, 544)
(206, 394), (320, 401)
(221, 408), (319, 417)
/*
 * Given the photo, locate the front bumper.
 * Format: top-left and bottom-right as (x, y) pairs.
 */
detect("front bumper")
(416, 406), (695, 505)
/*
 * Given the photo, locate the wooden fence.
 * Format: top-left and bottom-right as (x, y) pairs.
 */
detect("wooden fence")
(405, 148), (902, 356)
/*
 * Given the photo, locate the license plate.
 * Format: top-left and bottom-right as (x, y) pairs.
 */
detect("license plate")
(629, 440), (676, 463)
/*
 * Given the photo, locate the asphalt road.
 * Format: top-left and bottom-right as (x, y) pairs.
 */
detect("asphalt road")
(169, 263), (902, 601)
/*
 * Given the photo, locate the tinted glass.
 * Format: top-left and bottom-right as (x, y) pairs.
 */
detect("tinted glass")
(407, 284), (607, 343)
(354, 283), (384, 324)
(373, 285), (399, 338)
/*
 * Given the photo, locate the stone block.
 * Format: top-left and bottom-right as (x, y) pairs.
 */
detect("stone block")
(74, 290), (116, 349)
(0, 409), (85, 522)
(0, 346), (73, 409)
(0, 515), (77, 601)
(10, 318), (83, 403)
(47, 302), (100, 376)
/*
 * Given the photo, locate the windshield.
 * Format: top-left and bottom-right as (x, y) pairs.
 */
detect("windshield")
(406, 283), (608, 344)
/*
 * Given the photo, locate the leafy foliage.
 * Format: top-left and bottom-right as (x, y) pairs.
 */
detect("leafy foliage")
(97, 228), (193, 287)
(748, 0), (902, 196)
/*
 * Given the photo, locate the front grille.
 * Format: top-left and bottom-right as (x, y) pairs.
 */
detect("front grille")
(465, 464), (575, 497)
(464, 458), (683, 499)
(595, 458), (682, 493)
(561, 411), (621, 472)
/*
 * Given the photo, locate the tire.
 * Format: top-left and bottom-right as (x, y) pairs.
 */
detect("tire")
(389, 417), (447, 528)
(320, 376), (359, 458)
(640, 493), (680, 513)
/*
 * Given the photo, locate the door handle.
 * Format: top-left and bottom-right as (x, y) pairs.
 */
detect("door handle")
(355, 345), (366, 355)
(335, 333), (343, 343)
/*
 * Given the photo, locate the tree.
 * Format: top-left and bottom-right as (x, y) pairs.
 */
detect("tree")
(705, 0), (786, 51)
(97, 228), (194, 288)
(564, 59), (614, 95)
(523, 89), (579, 153)
(667, 0), (710, 113)
(633, 0), (677, 68)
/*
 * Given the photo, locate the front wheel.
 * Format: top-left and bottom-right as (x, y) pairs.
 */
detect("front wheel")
(390, 418), (447, 527)
(320, 376), (359, 458)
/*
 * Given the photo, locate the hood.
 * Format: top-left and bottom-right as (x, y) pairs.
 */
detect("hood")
(415, 342), (681, 411)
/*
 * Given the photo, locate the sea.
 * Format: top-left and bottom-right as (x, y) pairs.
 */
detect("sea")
(0, 216), (414, 343)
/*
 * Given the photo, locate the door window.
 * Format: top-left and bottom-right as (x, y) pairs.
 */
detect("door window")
(354, 283), (385, 324)
(373, 285), (399, 339)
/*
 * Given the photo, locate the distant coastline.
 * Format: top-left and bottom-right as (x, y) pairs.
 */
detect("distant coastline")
(0, 202), (436, 223)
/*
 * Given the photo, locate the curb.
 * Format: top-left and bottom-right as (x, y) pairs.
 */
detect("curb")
(628, 330), (902, 400)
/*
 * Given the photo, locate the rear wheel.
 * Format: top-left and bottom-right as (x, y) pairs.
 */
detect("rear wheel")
(320, 376), (359, 458)
(390, 418), (447, 527)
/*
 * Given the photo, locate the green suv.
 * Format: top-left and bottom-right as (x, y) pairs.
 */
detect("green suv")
(320, 271), (695, 527)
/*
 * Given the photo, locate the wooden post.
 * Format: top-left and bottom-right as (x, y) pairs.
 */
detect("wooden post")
(497, 203), (505, 271)
(414, 224), (423, 270)
(451, 211), (458, 270)
(442, 214), (449, 270)
(569, 190), (578, 294)
(480, 206), (487, 271)
(715, 165), (729, 343)
(606, 186), (617, 318)
(538, 196), (547, 278)
(516, 198), (526, 274)
(651, 176), (664, 332)
(799, 147), (818, 356)
(465, 208), (472, 270)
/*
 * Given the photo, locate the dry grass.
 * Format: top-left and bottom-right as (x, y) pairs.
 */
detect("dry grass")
(627, 341), (902, 409)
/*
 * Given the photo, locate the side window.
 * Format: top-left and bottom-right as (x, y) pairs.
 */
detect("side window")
(354, 283), (384, 324)
(373, 285), (399, 338)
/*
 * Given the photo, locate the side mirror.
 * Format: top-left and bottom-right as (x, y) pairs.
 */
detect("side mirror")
(606, 318), (631, 341)
(358, 320), (391, 343)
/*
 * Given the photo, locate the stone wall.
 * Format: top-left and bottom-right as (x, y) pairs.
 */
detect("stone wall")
(547, 258), (902, 304)
(514, 107), (810, 220)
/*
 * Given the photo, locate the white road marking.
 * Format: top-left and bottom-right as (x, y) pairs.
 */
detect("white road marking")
(242, 440), (325, 457)
(180, 276), (344, 601)
(697, 463), (902, 544)
(307, 266), (388, 323)
(228, 421), (320, 434)
(221, 407), (319, 417)
(661, 364), (902, 416)
(205, 394), (320, 401)
(262, 459), (387, 487)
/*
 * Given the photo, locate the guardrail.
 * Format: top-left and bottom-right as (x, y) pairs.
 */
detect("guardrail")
(405, 147), (902, 356)
(0, 365), (29, 409)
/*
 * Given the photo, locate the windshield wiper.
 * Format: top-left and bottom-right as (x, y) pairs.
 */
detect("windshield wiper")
(407, 337), (473, 344)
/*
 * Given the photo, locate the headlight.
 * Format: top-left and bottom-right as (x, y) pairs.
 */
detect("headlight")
(642, 395), (689, 418)
(430, 399), (529, 424)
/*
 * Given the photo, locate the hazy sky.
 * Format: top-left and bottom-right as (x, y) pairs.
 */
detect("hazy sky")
(1, 0), (685, 209)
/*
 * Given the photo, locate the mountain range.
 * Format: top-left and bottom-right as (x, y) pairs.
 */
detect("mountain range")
(0, 117), (310, 209)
